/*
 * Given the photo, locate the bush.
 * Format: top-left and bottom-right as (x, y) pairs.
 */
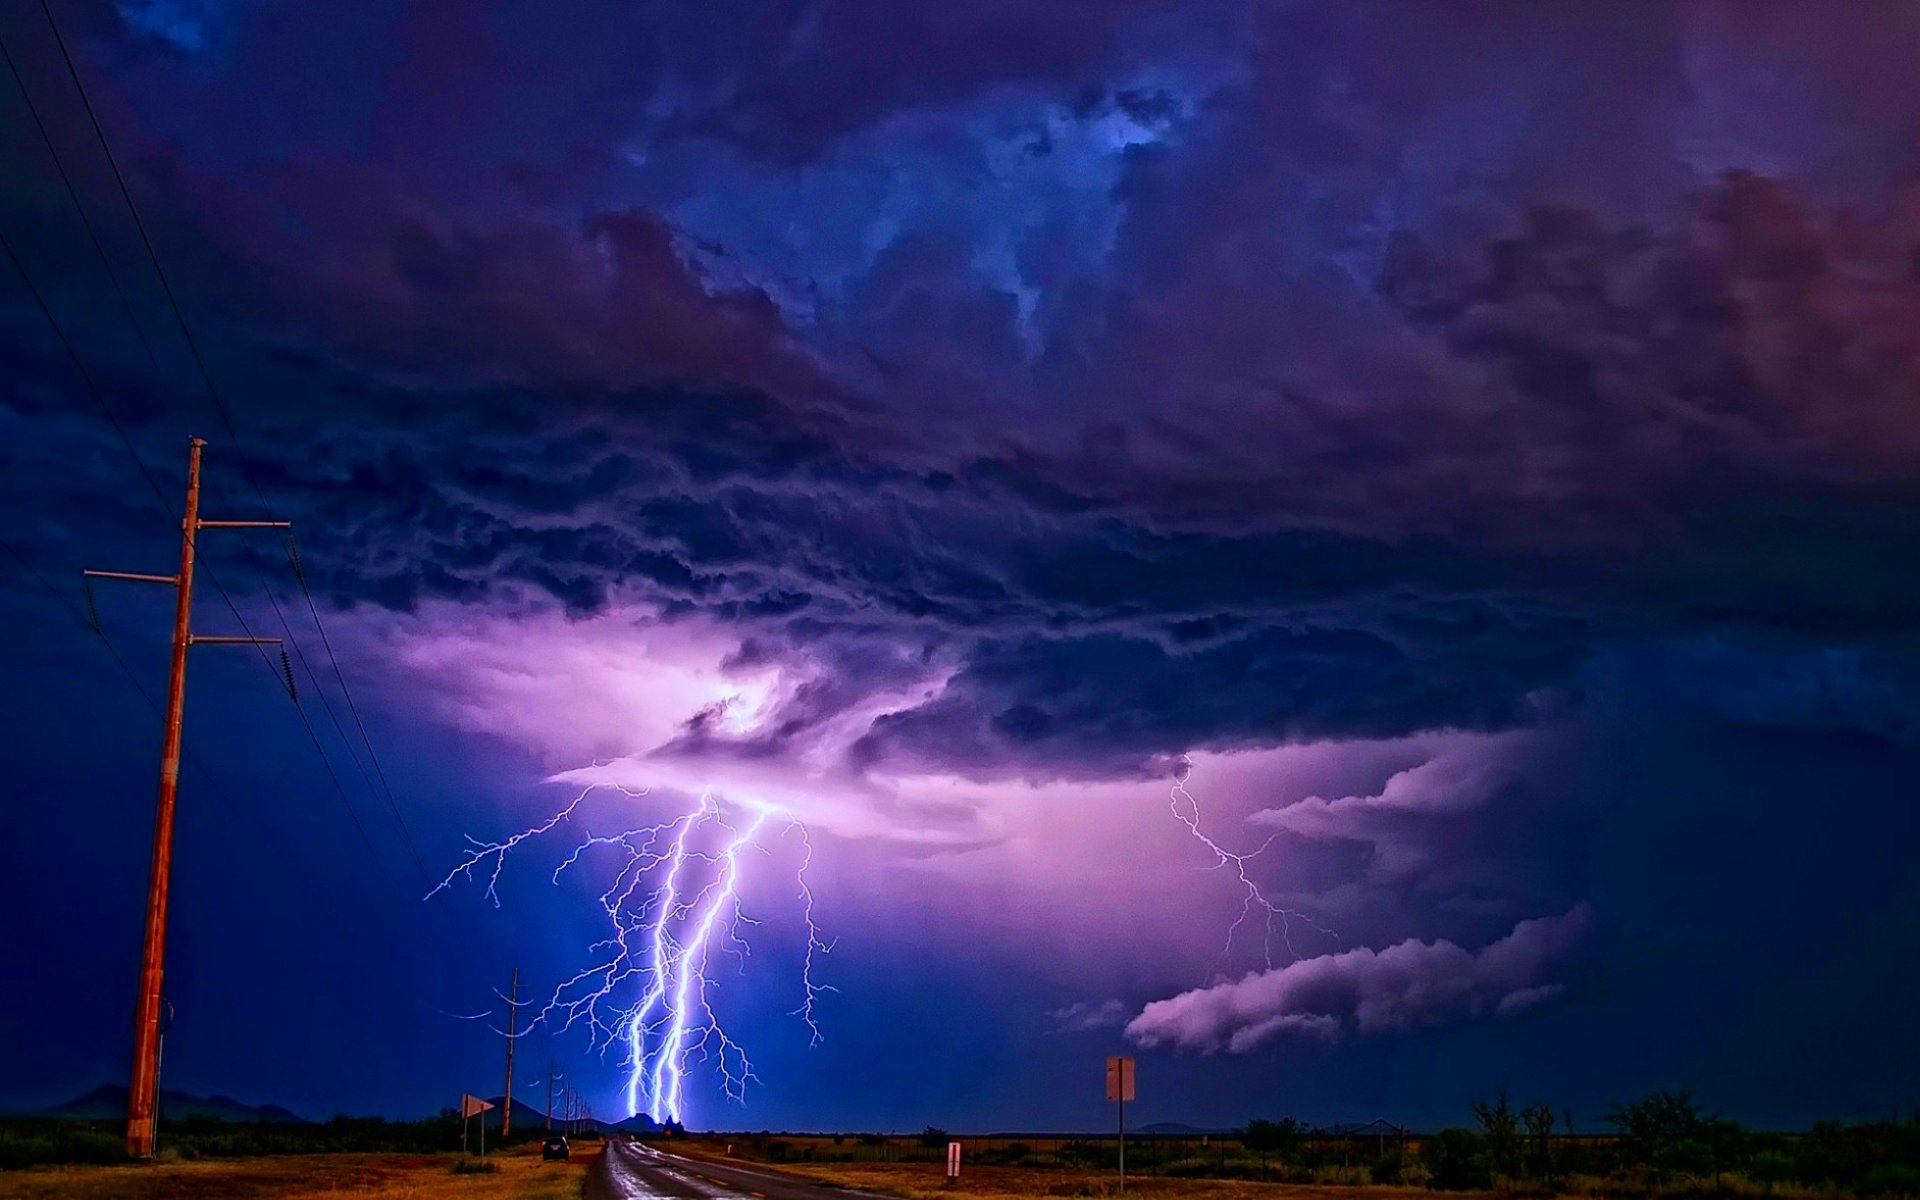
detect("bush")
(1428, 1128), (1492, 1191)
(1862, 1164), (1920, 1197)
(0, 1123), (129, 1169)
(452, 1157), (499, 1174)
(1371, 1149), (1409, 1184)
(1058, 1140), (1110, 1168)
(919, 1126), (951, 1149)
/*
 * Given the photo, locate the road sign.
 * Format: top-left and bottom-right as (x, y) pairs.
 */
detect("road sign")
(460, 1093), (496, 1158)
(1107, 1056), (1136, 1191)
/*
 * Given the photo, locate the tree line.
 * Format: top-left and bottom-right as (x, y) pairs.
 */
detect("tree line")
(1241, 1089), (1920, 1195)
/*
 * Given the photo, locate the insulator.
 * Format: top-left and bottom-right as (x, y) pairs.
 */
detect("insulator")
(280, 649), (298, 703)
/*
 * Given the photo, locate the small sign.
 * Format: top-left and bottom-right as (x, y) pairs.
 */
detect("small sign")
(459, 1094), (496, 1118)
(947, 1141), (962, 1179)
(1105, 1056), (1136, 1102)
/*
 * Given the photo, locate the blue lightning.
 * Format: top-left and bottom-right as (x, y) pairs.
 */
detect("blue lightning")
(1169, 756), (1336, 972)
(427, 780), (832, 1125)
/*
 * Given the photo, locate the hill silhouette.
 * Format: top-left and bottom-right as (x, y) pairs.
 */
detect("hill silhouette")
(478, 1095), (660, 1136)
(41, 1084), (308, 1124)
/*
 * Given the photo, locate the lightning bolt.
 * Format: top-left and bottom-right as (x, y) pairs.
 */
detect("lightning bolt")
(1169, 756), (1335, 973)
(427, 779), (832, 1125)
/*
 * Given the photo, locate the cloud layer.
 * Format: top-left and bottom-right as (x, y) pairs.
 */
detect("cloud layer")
(1127, 906), (1593, 1054)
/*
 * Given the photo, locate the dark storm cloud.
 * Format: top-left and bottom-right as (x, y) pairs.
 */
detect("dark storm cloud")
(7, 0), (1920, 786)
(6, 0), (1920, 1130)
(208, 172), (1920, 779)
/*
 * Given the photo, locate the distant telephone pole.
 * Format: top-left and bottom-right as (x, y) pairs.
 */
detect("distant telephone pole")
(501, 966), (518, 1136)
(88, 437), (290, 1160)
(546, 1061), (556, 1131)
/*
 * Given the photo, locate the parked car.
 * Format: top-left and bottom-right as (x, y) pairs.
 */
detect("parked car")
(542, 1135), (570, 1161)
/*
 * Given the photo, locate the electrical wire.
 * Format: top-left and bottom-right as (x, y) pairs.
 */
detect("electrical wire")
(32, 0), (431, 884)
(0, 219), (398, 890)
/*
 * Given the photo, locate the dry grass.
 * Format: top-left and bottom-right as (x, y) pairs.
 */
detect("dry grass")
(670, 1146), (1452, 1200)
(0, 1143), (587, 1200)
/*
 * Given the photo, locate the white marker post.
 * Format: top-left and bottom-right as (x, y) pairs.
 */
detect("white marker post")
(947, 1140), (962, 1186)
(1106, 1056), (1136, 1192)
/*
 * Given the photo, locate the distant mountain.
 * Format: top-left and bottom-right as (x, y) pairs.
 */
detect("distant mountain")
(1137, 1121), (1231, 1135)
(479, 1095), (659, 1136)
(42, 1084), (308, 1124)
(606, 1112), (663, 1134)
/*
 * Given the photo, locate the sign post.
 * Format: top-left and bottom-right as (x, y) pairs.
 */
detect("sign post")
(460, 1094), (495, 1157)
(1106, 1056), (1136, 1191)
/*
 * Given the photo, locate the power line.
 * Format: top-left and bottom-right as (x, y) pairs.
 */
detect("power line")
(286, 529), (431, 876)
(18, 4), (430, 885)
(202, 473), (428, 878)
(0, 220), (400, 890)
(5, 528), (479, 1138)
(0, 532), (231, 803)
(3, 33), (492, 1102)
(0, 227), (172, 508)
(0, 33), (164, 378)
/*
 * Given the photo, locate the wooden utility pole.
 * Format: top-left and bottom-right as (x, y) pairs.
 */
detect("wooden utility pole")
(502, 966), (518, 1137)
(88, 437), (290, 1159)
(546, 1061), (555, 1131)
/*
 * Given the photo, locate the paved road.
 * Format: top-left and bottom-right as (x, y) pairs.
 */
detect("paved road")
(588, 1139), (895, 1200)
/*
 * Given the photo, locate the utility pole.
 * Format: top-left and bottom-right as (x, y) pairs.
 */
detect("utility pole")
(89, 437), (290, 1160)
(502, 966), (518, 1137)
(546, 1061), (555, 1131)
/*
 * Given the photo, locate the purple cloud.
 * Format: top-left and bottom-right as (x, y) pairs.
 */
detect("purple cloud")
(1125, 905), (1593, 1054)
(1050, 999), (1130, 1034)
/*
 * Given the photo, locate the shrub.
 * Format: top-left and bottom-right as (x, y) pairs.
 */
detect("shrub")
(1862, 1164), (1920, 1197)
(1371, 1149), (1409, 1184)
(1428, 1128), (1492, 1191)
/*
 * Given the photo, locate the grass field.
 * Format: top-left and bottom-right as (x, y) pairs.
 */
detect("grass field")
(672, 1141), (1444, 1200)
(669, 1140), (1851, 1200)
(0, 1144), (588, 1200)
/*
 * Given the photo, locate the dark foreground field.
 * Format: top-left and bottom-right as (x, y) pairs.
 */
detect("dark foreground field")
(672, 1127), (1920, 1200)
(0, 1143), (586, 1200)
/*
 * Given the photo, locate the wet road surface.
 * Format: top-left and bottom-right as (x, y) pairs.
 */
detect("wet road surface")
(588, 1139), (896, 1200)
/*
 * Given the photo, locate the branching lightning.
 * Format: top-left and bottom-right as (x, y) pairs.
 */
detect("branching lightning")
(427, 780), (833, 1125)
(1170, 756), (1336, 973)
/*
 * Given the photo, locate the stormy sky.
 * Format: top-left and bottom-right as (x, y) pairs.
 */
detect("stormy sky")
(3, 1), (1919, 1132)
